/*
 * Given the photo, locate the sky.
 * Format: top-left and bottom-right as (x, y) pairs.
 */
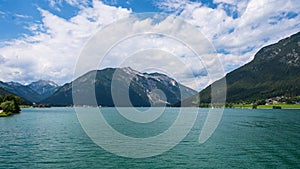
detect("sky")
(0, 0), (299, 91)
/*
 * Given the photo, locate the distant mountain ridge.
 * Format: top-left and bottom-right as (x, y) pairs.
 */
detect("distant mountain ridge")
(185, 31), (300, 105)
(41, 67), (197, 106)
(0, 80), (59, 103)
(28, 80), (59, 99)
(0, 87), (31, 105)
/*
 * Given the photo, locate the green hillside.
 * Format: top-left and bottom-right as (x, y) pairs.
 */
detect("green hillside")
(185, 31), (300, 105)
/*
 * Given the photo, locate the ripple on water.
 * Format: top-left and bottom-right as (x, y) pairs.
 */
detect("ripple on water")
(0, 108), (299, 168)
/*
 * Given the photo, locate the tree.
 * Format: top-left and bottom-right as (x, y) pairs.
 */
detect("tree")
(256, 99), (266, 105)
(225, 103), (233, 108)
(0, 95), (21, 114)
(4, 94), (17, 102)
(0, 101), (20, 114)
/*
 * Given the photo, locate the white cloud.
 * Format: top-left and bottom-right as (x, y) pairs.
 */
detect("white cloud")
(48, 0), (63, 11)
(0, 0), (131, 84)
(48, 0), (90, 10)
(155, 0), (192, 13)
(0, 0), (299, 91)
(164, 0), (300, 73)
(74, 14), (220, 91)
(14, 14), (31, 19)
(65, 0), (90, 7)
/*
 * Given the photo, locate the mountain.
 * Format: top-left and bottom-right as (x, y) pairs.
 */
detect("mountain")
(0, 80), (59, 103)
(187, 31), (300, 105)
(28, 80), (59, 99)
(41, 67), (197, 106)
(0, 81), (42, 103)
(0, 87), (31, 105)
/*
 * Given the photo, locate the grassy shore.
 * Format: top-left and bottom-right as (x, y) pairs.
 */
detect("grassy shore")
(232, 104), (300, 109)
(0, 111), (13, 117)
(232, 104), (253, 109)
(20, 105), (33, 108)
(257, 104), (300, 109)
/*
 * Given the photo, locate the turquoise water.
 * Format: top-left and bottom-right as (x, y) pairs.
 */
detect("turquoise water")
(0, 108), (299, 168)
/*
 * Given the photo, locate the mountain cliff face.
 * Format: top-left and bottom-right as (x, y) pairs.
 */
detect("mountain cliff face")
(41, 67), (197, 106)
(186, 31), (300, 105)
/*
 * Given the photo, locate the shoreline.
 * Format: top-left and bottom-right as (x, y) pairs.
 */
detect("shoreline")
(19, 106), (300, 110)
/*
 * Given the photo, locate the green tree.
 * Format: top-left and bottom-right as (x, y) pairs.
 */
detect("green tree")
(256, 100), (266, 105)
(4, 94), (17, 102)
(225, 103), (233, 108)
(0, 95), (21, 114)
(0, 100), (20, 114)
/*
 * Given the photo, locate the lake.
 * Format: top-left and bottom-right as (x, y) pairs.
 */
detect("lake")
(0, 108), (299, 168)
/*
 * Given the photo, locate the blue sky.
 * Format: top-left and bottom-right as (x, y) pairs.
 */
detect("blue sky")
(0, 0), (217, 40)
(0, 0), (299, 90)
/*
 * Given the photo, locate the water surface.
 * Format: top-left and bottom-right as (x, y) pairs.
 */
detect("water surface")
(0, 108), (299, 168)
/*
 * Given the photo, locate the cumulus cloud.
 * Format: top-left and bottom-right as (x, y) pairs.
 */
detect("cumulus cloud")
(1, 2), (220, 91)
(0, 0), (130, 84)
(74, 14), (221, 91)
(0, 0), (299, 91)
(158, 0), (300, 73)
(155, 0), (191, 13)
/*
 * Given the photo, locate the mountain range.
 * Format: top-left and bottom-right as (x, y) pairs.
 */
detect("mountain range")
(0, 80), (59, 103)
(1, 31), (299, 107)
(42, 67), (197, 106)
